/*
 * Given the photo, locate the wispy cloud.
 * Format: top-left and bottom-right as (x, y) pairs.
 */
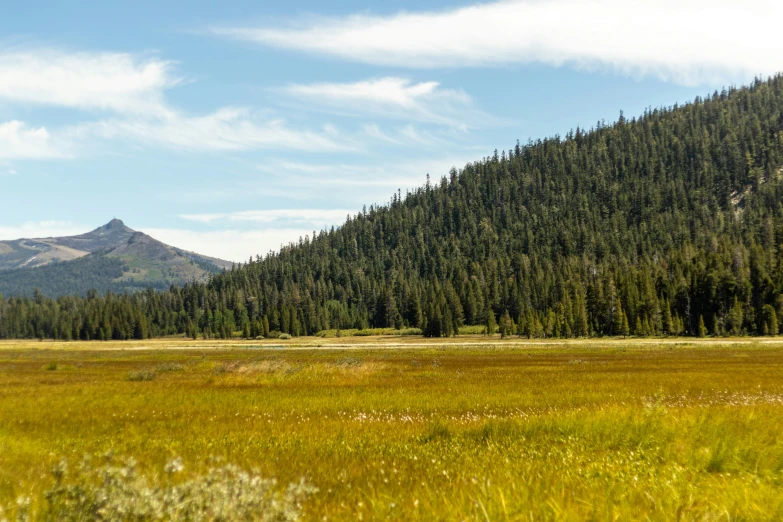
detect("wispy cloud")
(281, 77), (485, 127)
(361, 123), (404, 145)
(179, 208), (354, 225)
(0, 48), (353, 155)
(81, 108), (352, 152)
(0, 49), (176, 115)
(255, 156), (475, 190)
(215, 0), (783, 86)
(140, 227), (318, 262)
(0, 220), (86, 240)
(0, 120), (70, 160)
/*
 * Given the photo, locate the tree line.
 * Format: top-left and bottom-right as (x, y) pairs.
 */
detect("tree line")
(3, 76), (783, 340)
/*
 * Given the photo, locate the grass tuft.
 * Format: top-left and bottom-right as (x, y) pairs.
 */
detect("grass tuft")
(127, 370), (156, 381)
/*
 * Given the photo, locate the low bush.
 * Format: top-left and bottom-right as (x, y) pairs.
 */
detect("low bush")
(3, 455), (315, 521)
(458, 325), (488, 335)
(154, 363), (184, 373)
(127, 370), (156, 382)
(316, 327), (423, 338)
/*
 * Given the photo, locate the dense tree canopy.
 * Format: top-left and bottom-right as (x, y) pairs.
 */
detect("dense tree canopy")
(3, 76), (783, 340)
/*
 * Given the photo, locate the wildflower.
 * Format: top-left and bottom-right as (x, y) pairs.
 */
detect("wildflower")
(164, 457), (185, 474)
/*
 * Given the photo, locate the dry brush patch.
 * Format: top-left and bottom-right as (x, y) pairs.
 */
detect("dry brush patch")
(1, 342), (783, 520)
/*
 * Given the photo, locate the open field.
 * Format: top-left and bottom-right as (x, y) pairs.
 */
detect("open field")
(2, 338), (783, 520)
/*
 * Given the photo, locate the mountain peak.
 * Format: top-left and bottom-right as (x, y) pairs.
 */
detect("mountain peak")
(0, 218), (230, 296)
(105, 218), (126, 229)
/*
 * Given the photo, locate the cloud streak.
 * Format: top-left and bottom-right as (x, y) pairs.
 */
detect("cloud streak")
(179, 208), (354, 225)
(216, 0), (783, 86)
(141, 227), (320, 262)
(0, 120), (69, 160)
(0, 220), (86, 241)
(82, 108), (351, 152)
(281, 77), (484, 127)
(255, 156), (476, 190)
(0, 48), (352, 154)
(0, 49), (176, 115)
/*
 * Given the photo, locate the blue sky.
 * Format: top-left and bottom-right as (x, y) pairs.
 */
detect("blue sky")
(2, 0), (781, 261)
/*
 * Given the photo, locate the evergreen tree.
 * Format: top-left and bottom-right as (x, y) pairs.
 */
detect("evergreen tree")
(487, 312), (497, 337)
(621, 311), (630, 338)
(698, 315), (707, 338)
(763, 304), (779, 336)
(499, 311), (513, 339)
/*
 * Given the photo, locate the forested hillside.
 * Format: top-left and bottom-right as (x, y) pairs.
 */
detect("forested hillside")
(3, 76), (783, 340)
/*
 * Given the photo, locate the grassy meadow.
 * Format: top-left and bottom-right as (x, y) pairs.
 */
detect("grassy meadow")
(1, 337), (783, 520)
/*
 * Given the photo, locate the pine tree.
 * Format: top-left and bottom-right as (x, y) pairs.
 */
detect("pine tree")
(763, 304), (778, 336)
(663, 303), (674, 336)
(500, 311), (513, 339)
(487, 311), (497, 337)
(698, 315), (707, 338)
(613, 298), (625, 336)
(621, 311), (630, 337)
(263, 316), (270, 338)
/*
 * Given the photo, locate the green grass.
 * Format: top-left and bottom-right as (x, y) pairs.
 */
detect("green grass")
(2, 341), (783, 520)
(315, 327), (423, 337)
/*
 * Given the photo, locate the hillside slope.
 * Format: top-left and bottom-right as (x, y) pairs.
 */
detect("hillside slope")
(0, 220), (231, 297)
(2, 76), (783, 340)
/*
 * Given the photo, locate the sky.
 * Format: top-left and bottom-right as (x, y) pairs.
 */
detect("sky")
(2, 0), (783, 262)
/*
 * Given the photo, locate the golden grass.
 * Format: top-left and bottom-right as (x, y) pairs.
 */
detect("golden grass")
(1, 338), (783, 520)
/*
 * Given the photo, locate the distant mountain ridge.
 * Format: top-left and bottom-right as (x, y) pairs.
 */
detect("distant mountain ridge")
(0, 220), (231, 297)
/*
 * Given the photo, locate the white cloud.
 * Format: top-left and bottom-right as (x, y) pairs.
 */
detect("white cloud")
(179, 208), (354, 225)
(362, 123), (404, 145)
(256, 156), (475, 190)
(82, 108), (351, 152)
(0, 49), (176, 115)
(0, 48), (351, 154)
(0, 120), (69, 159)
(398, 125), (447, 145)
(217, 0), (783, 86)
(282, 77), (483, 127)
(140, 227), (317, 262)
(360, 123), (452, 147)
(0, 220), (86, 240)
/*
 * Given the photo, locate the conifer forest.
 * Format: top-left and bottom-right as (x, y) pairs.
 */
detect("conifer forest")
(3, 76), (783, 341)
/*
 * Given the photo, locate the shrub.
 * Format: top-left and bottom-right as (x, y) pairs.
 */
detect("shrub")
(211, 361), (239, 374)
(45, 362), (58, 371)
(127, 370), (156, 382)
(458, 325), (487, 335)
(3, 455), (316, 521)
(419, 422), (452, 443)
(315, 327), (423, 338)
(278, 333), (292, 340)
(155, 363), (184, 373)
